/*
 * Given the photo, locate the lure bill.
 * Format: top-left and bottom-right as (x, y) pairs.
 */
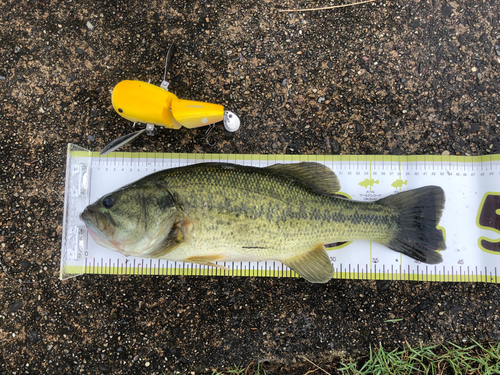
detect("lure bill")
(100, 129), (147, 156)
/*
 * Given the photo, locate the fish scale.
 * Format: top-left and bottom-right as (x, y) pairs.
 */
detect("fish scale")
(166, 164), (391, 246)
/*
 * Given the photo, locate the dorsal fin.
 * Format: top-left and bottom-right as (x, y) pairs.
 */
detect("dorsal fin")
(266, 162), (340, 194)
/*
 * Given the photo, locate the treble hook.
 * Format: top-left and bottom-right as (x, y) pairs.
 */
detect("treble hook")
(205, 124), (216, 147)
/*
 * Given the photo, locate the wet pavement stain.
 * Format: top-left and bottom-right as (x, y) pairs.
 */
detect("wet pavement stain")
(1, 0), (500, 373)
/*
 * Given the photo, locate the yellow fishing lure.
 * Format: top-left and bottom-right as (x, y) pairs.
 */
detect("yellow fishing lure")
(101, 44), (240, 155)
(112, 80), (226, 130)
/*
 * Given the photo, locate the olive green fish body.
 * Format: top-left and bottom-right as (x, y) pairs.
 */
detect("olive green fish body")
(80, 162), (446, 283)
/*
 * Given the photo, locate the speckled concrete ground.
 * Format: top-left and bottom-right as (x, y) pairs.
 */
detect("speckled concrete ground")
(1, 0), (500, 374)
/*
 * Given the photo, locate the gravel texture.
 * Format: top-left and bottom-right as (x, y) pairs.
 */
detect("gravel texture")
(1, 0), (500, 374)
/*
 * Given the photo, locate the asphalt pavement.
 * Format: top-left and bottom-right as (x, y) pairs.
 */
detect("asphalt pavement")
(1, 0), (500, 373)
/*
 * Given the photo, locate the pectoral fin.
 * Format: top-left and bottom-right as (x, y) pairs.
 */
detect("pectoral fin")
(282, 244), (334, 283)
(186, 255), (228, 269)
(149, 216), (194, 257)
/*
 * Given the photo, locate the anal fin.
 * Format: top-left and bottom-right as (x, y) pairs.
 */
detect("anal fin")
(282, 244), (334, 283)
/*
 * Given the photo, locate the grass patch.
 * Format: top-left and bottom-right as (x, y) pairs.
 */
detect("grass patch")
(339, 340), (500, 375)
(211, 340), (500, 374)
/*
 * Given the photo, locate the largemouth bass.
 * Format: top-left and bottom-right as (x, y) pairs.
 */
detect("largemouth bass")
(80, 162), (446, 283)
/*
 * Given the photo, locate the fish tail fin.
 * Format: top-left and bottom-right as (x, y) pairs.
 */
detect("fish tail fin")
(378, 186), (446, 264)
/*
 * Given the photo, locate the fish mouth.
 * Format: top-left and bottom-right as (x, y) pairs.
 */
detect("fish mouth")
(80, 207), (121, 251)
(80, 206), (94, 222)
(80, 207), (101, 238)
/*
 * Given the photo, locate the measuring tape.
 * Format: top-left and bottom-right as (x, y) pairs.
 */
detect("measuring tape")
(60, 144), (500, 283)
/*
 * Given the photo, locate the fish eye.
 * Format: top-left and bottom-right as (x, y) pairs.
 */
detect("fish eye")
(102, 195), (115, 209)
(118, 108), (123, 113)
